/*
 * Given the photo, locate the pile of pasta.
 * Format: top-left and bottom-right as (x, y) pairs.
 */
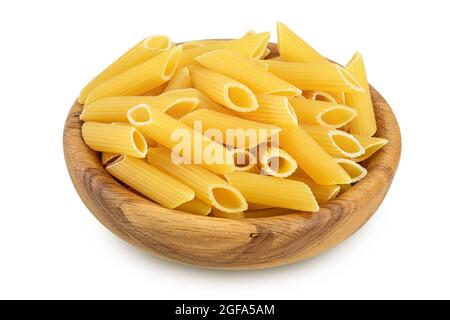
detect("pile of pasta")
(79, 22), (388, 218)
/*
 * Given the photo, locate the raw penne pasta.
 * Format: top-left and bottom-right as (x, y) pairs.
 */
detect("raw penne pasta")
(85, 46), (183, 104)
(352, 134), (388, 162)
(225, 171), (319, 212)
(180, 109), (281, 149)
(178, 32), (270, 68)
(106, 155), (194, 209)
(289, 97), (356, 128)
(259, 146), (298, 178)
(80, 95), (199, 122)
(147, 146), (247, 213)
(82, 122), (148, 158)
(251, 59), (269, 70)
(196, 49), (302, 96)
(244, 208), (295, 218)
(212, 209), (245, 219)
(302, 90), (338, 104)
(329, 92), (345, 105)
(189, 66), (259, 112)
(334, 158), (368, 183)
(277, 22), (327, 63)
(279, 125), (351, 185)
(78, 35), (173, 104)
(101, 152), (120, 165)
(228, 148), (258, 172)
(246, 203), (273, 211)
(266, 60), (364, 93)
(161, 88), (235, 115)
(163, 67), (191, 92)
(345, 52), (377, 136)
(261, 48), (271, 59)
(302, 124), (365, 158)
(238, 95), (298, 126)
(127, 104), (235, 174)
(176, 198), (212, 216)
(144, 83), (167, 96)
(290, 175), (340, 204)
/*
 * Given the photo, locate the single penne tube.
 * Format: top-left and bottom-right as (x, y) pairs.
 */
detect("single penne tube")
(212, 209), (245, 219)
(161, 88), (235, 115)
(302, 90), (338, 104)
(163, 67), (191, 92)
(127, 104), (235, 174)
(251, 59), (269, 70)
(176, 198), (212, 216)
(261, 48), (271, 59)
(224, 171), (319, 212)
(244, 208), (295, 218)
(80, 95), (199, 122)
(302, 124), (365, 158)
(279, 125), (351, 185)
(352, 134), (388, 162)
(189, 66), (259, 112)
(147, 146), (247, 213)
(290, 175), (340, 204)
(334, 158), (368, 183)
(180, 108), (281, 149)
(238, 95), (298, 126)
(196, 49), (302, 96)
(101, 152), (120, 165)
(82, 122), (148, 158)
(228, 148), (258, 172)
(85, 46), (183, 104)
(143, 83), (167, 96)
(289, 97), (356, 128)
(106, 155), (194, 209)
(266, 60), (364, 92)
(330, 92), (346, 105)
(78, 35), (174, 104)
(178, 32), (270, 68)
(345, 52), (377, 136)
(277, 22), (328, 63)
(259, 146), (298, 178)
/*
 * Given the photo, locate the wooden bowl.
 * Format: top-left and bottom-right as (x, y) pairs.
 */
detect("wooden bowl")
(63, 43), (401, 270)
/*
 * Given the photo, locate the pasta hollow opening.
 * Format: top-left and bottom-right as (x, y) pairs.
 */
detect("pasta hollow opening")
(320, 107), (356, 127)
(144, 35), (172, 50)
(209, 184), (248, 213)
(225, 85), (259, 112)
(251, 34), (270, 59)
(162, 47), (182, 80)
(313, 92), (337, 103)
(330, 131), (364, 157)
(165, 98), (197, 119)
(127, 104), (152, 125)
(103, 154), (122, 166)
(267, 157), (292, 175)
(335, 158), (368, 183)
(231, 149), (256, 171)
(132, 129), (148, 157)
(336, 65), (364, 92)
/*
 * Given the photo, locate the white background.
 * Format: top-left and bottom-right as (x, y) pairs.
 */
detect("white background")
(0, 0), (449, 300)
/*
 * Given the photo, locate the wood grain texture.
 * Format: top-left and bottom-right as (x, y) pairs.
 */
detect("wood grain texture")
(63, 42), (401, 270)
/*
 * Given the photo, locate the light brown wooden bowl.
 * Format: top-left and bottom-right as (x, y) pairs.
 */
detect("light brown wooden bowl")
(63, 42), (401, 270)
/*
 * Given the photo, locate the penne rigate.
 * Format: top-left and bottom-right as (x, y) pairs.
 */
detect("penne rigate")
(353, 134), (388, 162)
(259, 146), (298, 178)
(228, 148), (258, 172)
(176, 198), (212, 216)
(238, 95), (298, 126)
(163, 67), (191, 92)
(334, 158), (368, 183)
(302, 90), (338, 104)
(290, 175), (340, 204)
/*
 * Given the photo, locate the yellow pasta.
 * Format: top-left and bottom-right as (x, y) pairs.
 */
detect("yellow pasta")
(290, 175), (340, 204)
(277, 21), (327, 63)
(229, 148), (258, 172)
(147, 147), (247, 213)
(279, 125), (351, 185)
(302, 124), (365, 158)
(289, 97), (356, 128)
(180, 109), (281, 150)
(106, 155), (194, 208)
(352, 134), (388, 162)
(212, 209), (245, 219)
(85, 46), (183, 104)
(144, 83), (167, 96)
(101, 152), (120, 165)
(244, 208), (295, 218)
(78, 35), (173, 104)
(189, 66), (259, 112)
(345, 52), (377, 136)
(266, 60), (364, 93)
(246, 203), (273, 211)
(334, 158), (368, 183)
(80, 95), (199, 122)
(163, 67), (191, 92)
(161, 88), (235, 115)
(302, 90), (338, 104)
(196, 49), (302, 96)
(178, 32), (270, 68)
(127, 104), (235, 174)
(176, 198), (212, 216)
(251, 59), (269, 70)
(259, 146), (298, 178)
(330, 92), (346, 105)
(238, 95), (298, 126)
(82, 122), (148, 158)
(224, 171), (319, 212)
